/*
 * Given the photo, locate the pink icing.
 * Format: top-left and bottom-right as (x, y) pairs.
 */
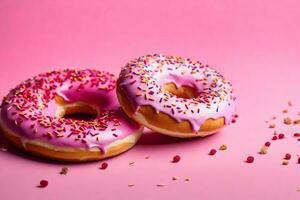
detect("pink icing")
(0, 69), (141, 153)
(118, 54), (236, 132)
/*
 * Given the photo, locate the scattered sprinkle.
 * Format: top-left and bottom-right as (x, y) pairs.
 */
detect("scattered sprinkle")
(283, 117), (292, 125)
(145, 156), (150, 159)
(282, 160), (289, 165)
(269, 124), (276, 128)
(172, 155), (181, 163)
(184, 178), (191, 182)
(284, 153), (291, 160)
(129, 161), (135, 166)
(246, 156), (254, 163)
(59, 167), (68, 175)
(294, 120), (300, 125)
(272, 136), (278, 140)
(259, 146), (268, 154)
(100, 162), (108, 170)
(38, 180), (48, 188)
(128, 184), (134, 187)
(265, 141), (271, 147)
(278, 133), (285, 139)
(156, 184), (165, 187)
(209, 149), (217, 156)
(172, 176), (178, 181)
(294, 133), (300, 137)
(219, 144), (227, 151)
(282, 109), (288, 113)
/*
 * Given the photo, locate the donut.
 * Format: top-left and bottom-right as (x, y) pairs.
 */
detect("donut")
(117, 54), (236, 138)
(0, 69), (143, 162)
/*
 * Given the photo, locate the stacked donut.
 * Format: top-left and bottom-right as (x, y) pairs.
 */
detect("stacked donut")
(0, 54), (236, 162)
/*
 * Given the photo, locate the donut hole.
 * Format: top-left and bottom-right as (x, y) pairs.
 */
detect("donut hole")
(162, 82), (198, 99)
(61, 104), (98, 121)
(55, 95), (98, 120)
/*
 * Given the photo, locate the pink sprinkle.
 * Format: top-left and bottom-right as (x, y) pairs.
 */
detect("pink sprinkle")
(285, 153), (291, 160)
(172, 155), (181, 163)
(246, 156), (254, 163)
(265, 141), (271, 147)
(39, 180), (48, 188)
(209, 149), (217, 156)
(272, 136), (277, 140)
(100, 162), (108, 170)
(278, 133), (285, 139)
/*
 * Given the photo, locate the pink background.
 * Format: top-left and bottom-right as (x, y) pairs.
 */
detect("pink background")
(1, 0), (300, 199)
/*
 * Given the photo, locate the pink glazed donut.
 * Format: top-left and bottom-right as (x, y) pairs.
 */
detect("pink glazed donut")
(117, 54), (236, 138)
(0, 69), (143, 161)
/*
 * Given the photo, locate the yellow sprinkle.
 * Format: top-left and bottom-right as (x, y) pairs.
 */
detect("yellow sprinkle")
(282, 160), (289, 165)
(219, 144), (227, 151)
(259, 146), (268, 154)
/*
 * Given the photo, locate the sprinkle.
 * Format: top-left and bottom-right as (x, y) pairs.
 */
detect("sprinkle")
(284, 153), (291, 160)
(297, 157), (300, 164)
(259, 146), (268, 154)
(282, 160), (289, 165)
(272, 136), (278, 140)
(282, 109), (288, 113)
(145, 156), (150, 159)
(129, 161), (135, 166)
(38, 180), (48, 188)
(128, 184), (134, 187)
(265, 141), (271, 147)
(100, 162), (108, 170)
(209, 149), (217, 156)
(294, 133), (300, 137)
(278, 133), (285, 139)
(288, 101), (293, 106)
(172, 176), (178, 181)
(156, 184), (165, 187)
(283, 117), (292, 125)
(297, 187), (300, 192)
(269, 124), (276, 128)
(184, 178), (191, 182)
(59, 167), (68, 175)
(172, 155), (181, 163)
(219, 144), (227, 151)
(246, 156), (254, 163)
(293, 119), (300, 125)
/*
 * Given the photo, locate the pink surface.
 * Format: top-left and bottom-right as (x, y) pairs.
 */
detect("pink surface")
(0, 0), (300, 199)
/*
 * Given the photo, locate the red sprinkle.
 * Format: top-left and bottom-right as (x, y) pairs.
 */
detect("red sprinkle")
(298, 138), (300, 141)
(100, 162), (108, 169)
(264, 141), (271, 147)
(39, 180), (48, 188)
(278, 133), (285, 139)
(284, 153), (291, 160)
(298, 157), (300, 164)
(246, 156), (254, 163)
(294, 133), (300, 137)
(209, 149), (217, 156)
(272, 136), (278, 140)
(231, 119), (236, 123)
(172, 155), (181, 163)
